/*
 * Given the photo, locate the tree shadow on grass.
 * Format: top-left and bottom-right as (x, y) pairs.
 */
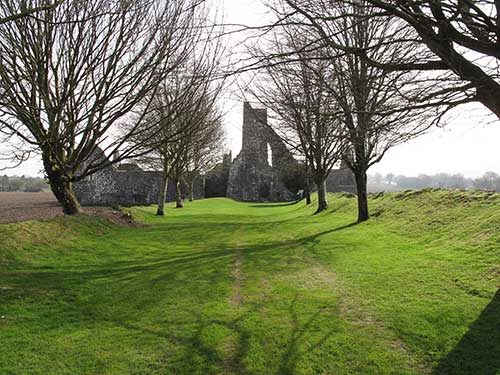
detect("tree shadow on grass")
(248, 200), (301, 208)
(100, 294), (337, 375)
(105, 309), (252, 375)
(0, 219), (359, 302)
(277, 293), (338, 375)
(0, 218), (360, 374)
(433, 289), (500, 375)
(295, 222), (359, 248)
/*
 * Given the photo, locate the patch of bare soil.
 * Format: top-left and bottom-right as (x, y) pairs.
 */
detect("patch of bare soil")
(484, 267), (500, 282)
(0, 192), (62, 224)
(222, 337), (241, 375)
(87, 208), (148, 228)
(0, 192), (146, 227)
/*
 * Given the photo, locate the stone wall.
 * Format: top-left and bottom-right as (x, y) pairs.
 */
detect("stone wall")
(74, 156), (204, 206)
(71, 101), (356, 207)
(227, 102), (295, 202)
(75, 167), (162, 206)
(204, 153), (232, 198)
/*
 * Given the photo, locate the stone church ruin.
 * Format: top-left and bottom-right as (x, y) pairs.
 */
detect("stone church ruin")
(226, 102), (356, 202)
(74, 153), (204, 207)
(74, 101), (355, 206)
(227, 102), (296, 202)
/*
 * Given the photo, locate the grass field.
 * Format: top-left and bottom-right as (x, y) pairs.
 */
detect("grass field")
(0, 190), (499, 375)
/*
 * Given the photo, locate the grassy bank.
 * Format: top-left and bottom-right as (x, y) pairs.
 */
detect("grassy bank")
(0, 190), (499, 374)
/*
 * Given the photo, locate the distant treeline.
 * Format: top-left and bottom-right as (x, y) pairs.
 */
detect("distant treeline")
(368, 172), (500, 192)
(0, 175), (49, 192)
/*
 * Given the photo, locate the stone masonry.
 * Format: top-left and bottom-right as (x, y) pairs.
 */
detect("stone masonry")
(74, 152), (203, 206)
(74, 101), (355, 206)
(227, 102), (295, 202)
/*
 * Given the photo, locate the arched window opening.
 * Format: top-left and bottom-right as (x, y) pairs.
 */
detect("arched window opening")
(267, 143), (272, 166)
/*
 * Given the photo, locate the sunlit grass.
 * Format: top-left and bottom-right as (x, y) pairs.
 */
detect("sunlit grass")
(0, 190), (499, 374)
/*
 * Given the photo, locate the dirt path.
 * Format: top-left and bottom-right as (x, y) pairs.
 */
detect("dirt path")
(229, 239), (244, 307)
(300, 255), (431, 374)
(222, 229), (246, 375)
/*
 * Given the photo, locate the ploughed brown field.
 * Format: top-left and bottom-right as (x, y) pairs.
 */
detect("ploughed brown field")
(0, 192), (61, 224)
(0, 192), (140, 226)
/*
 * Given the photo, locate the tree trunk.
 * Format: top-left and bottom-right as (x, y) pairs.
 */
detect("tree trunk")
(188, 179), (194, 202)
(476, 86), (500, 120)
(316, 179), (328, 213)
(305, 189), (311, 205)
(302, 178), (311, 205)
(354, 170), (369, 223)
(156, 170), (168, 216)
(175, 179), (183, 208)
(44, 161), (82, 215)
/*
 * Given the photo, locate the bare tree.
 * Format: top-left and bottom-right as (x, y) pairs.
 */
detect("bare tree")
(251, 30), (346, 213)
(0, 0), (203, 214)
(360, 0), (500, 119)
(0, 0), (62, 25)
(473, 171), (500, 191)
(313, 1), (438, 222)
(129, 44), (226, 215)
(184, 114), (225, 202)
(386, 173), (394, 185)
(129, 76), (217, 214)
(257, 0), (439, 222)
(283, 0), (500, 120)
(168, 95), (224, 210)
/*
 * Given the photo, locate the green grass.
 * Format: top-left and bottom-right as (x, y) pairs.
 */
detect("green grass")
(0, 190), (499, 375)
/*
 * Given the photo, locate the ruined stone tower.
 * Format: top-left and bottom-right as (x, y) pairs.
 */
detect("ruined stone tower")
(227, 102), (295, 201)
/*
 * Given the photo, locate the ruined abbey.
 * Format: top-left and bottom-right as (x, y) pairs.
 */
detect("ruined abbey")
(226, 102), (296, 201)
(74, 101), (354, 206)
(226, 102), (356, 201)
(74, 157), (204, 207)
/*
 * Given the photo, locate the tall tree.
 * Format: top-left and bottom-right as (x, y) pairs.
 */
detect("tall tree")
(128, 49), (226, 215)
(167, 95), (223, 210)
(0, 0), (61, 25)
(284, 0), (498, 119)
(184, 114), (225, 202)
(261, 0), (437, 221)
(313, 1), (437, 222)
(0, 0), (203, 214)
(252, 30), (346, 213)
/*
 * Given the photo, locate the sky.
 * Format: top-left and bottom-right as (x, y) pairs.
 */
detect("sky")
(221, 0), (500, 179)
(1, 0), (500, 178)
